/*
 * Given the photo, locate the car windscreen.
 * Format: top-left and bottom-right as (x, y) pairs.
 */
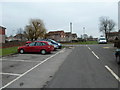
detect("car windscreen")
(48, 42), (53, 45)
(99, 38), (106, 40)
(50, 40), (57, 43)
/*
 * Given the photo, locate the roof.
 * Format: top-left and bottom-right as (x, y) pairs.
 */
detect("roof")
(107, 32), (120, 34)
(65, 32), (71, 34)
(0, 26), (6, 29)
(48, 31), (64, 34)
(72, 33), (77, 36)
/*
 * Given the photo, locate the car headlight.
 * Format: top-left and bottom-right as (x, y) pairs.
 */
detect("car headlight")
(58, 43), (61, 46)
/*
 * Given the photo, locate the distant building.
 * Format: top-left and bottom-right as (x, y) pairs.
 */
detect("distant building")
(0, 26), (6, 43)
(65, 32), (72, 42)
(107, 31), (120, 41)
(6, 34), (26, 41)
(14, 34), (26, 41)
(6, 36), (13, 41)
(46, 30), (78, 42)
(72, 33), (78, 40)
(46, 31), (66, 42)
(83, 34), (88, 40)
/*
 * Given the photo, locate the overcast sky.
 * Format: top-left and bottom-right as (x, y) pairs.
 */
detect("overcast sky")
(0, 0), (118, 38)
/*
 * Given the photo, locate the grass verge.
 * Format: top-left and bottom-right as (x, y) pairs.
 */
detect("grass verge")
(0, 46), (18, 57)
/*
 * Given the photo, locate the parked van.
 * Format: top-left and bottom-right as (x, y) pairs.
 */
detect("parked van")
(98, 37), (107, 44)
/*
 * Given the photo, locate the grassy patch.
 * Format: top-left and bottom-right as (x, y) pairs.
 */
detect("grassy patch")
(0, 46), (18, 56)
(62, 41), (98, 45)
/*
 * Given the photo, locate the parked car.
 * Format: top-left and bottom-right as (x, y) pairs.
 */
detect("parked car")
(26, 41), (32, 45)
(18, 41), (54, 55)
(98, 37), (107, 44)
(38, 39), (62, 49)
(48, 39), (62, 49)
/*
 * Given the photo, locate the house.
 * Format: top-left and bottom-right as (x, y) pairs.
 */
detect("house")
(107, 31), (120, 41)
(65, 32), (72, 42)
(46, 30), (78, 42)
(0, 26), (6, 43)
(6, 34), (26, 41)
(72, 33), (77, 40)
(13, 34), (26, 41)
(46, 31), (66, 42)
(6, 36), (13, 41)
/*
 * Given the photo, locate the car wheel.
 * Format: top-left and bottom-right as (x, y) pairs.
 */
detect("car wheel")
(41, 49), (46, 55)
(20, 49), (24, 54)
(116, 56), (120, 64)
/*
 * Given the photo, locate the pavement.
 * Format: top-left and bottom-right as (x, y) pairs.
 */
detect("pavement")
(46, 44), (120, 88)
(0, 44), (120, 89)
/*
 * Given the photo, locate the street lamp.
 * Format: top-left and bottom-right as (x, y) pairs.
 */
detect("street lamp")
(83, 27), (85, 39)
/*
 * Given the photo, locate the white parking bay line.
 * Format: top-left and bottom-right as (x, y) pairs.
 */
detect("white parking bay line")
(105, 65), (120, 82)
(91, 51), (100, 59)
(0, 73), (21, 76)
(1, 59), (41, 63)
(1, 48), (66, 89)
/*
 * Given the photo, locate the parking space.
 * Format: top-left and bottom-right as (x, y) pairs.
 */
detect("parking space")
(1, 48), (65, 88)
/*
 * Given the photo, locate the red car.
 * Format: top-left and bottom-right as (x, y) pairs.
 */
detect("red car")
(26, 41), (32, 45)
(18, 41), (54, 55)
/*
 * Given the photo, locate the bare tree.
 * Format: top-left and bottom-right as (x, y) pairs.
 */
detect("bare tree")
(24, 19), (47, 41)
(99, 16), (116, 41)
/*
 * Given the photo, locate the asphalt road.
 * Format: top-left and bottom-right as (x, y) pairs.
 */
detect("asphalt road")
(0, 44), (120, 89)
(46, 44), (120, 88)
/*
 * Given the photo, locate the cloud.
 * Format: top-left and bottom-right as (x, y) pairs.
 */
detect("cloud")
(1, 2), (118, 37)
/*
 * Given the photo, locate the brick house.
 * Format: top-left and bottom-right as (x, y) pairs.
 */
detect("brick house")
(107, 31), (120, 41)
(0, 26), (6, 43)
(46, 30), (78, 42)
(65, 32), (72, 42)
(46, 31), (66, 42)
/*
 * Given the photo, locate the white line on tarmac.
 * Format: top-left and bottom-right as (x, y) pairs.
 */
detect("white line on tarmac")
(1, 48), (66, 89)
(0, 73), (21, 76)
(91, 51), (100, 59)
(105, 65), (120, 82)
(88, 47), (91, 50)
(86, 46), (100, 60)
(1, 59), (41, 63)
(86, 45), (91, 51)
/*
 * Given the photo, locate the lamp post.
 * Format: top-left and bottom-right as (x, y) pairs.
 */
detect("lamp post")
(83, 27), (85, 39)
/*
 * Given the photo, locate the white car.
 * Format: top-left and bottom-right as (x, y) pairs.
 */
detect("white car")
(98, 37), (107, 44)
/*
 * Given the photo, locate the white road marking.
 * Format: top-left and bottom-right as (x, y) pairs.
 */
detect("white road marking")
(86, 46), (100, 60)
(103, 47), (110, 49)
(88, 47), (91, 50)
(91, 51), (100, 59)
(60, 49), (65, 53)
(1, 59), (41, 63)
(0, 73), (21, 76)
(105, 65), (120, 82)
(86, 45), (91, 51)
(1, 48), (66, 89)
